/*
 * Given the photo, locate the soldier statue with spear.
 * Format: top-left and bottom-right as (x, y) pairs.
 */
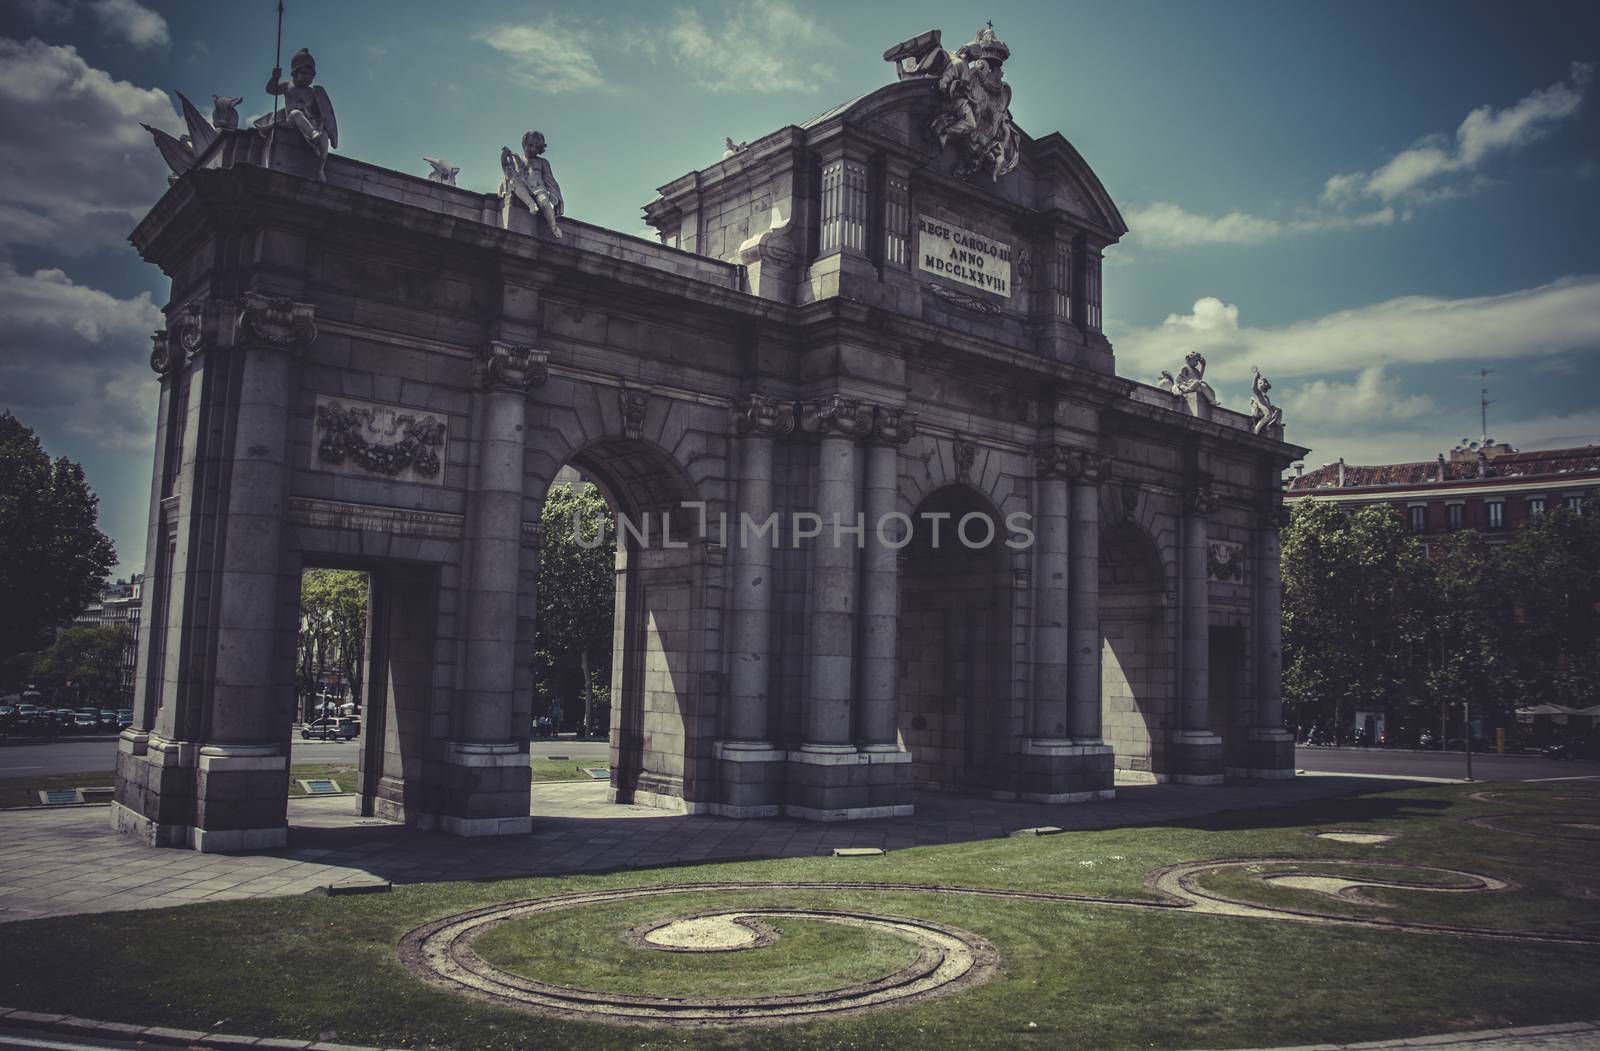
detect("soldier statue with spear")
(259, 1), (338, 181)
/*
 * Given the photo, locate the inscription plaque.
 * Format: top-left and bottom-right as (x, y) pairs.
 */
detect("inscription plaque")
(917, 215), (1012, 298)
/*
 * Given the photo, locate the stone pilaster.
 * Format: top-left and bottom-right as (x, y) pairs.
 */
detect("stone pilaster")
(714, 395), (794, 817)
(439, 340), (548, 837)
(1021, 445), (1114, 802)
(803, 145), (876, 302)
(1247, 502), (1295, 778)
(1171, 481), (1224, 784)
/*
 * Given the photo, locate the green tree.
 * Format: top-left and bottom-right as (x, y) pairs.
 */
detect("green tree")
(533, 483), (615, 733)
(1500, 494), (1600, 710)
(0, 413), (118, 670)
(1427, 529), (1517, 738)
(297, 570), (368, 712)
(1281, 500), (1432, 741)
(30, 624), (132, 704)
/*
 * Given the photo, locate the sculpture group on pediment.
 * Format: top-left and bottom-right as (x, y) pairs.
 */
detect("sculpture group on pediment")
(883, 23), (1021, 183)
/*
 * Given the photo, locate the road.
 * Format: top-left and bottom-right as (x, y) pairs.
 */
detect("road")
(0, 735), (612, 777)
(8, 736), (1595, 783)
(1295, 745), (1600, 782)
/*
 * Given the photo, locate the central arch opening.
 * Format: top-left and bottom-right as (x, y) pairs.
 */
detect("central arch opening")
(895, 485), (1013, 792)
(1099, 523), (1172, 781)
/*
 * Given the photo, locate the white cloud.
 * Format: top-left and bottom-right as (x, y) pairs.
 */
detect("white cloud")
(0, 37), (180, 250)
(1325, 62), (1592, 204)
(1110, 276), (1600, 386)
(665, 0), (830, 94)
(0, 262), (162, 454)
(476, 18), (610, 94)
(1279, 366), (1438, 428)
(85, 0), (168, 48)
(1125, 201), (1396, 248)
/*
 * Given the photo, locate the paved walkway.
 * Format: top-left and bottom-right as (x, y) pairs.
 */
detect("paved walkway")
(0, 773), (1409, 924)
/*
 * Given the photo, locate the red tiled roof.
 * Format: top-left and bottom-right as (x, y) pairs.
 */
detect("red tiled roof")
(1286, 445), (1600, 491)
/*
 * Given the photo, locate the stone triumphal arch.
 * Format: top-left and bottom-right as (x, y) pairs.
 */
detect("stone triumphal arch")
(115, 25), (1305, 850)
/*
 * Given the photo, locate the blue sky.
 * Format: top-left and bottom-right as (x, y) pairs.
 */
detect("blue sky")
(1, 0), (1598, 576)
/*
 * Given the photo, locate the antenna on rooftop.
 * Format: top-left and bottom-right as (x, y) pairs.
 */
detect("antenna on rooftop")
(1479, 368), (1494, 446)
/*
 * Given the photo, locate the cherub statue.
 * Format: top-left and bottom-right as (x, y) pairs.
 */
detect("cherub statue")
(261, 48), (338, 181)
(500, 130), (563, 239)
(212, 95), (243, 130)
(423, 156), (459, 185)
(1156, 370), (1176, 393)
(1173, 351), (1216, 405)
(1249, 366), (1282, 435)
(722, 137), (749, 159)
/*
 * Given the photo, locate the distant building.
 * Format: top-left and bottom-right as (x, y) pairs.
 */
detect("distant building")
(1284, 441), (1600, 550)
(72, 575), (143, 706)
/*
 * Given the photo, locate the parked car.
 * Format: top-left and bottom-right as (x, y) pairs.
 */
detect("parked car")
(72, 712), (99, 732)
(98, 709), (119, 729)
(1543, 729), (1600, 761)
(116, 709), (134, 729)
(300, 717), (360, 741)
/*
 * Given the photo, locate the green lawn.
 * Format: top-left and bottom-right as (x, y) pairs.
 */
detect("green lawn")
(0, 779), (1596, 1050)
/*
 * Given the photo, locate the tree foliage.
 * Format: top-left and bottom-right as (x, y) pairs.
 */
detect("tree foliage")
(0, 413), (117, 665)
(1281, 500), (1432, 738)
(1283, 492), (1600, 741)
(297, 569), (368, 706)
(532, 483), (615, 730)
(30, 624), (131, 702)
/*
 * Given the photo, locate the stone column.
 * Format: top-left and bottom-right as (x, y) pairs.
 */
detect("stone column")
(1248, 503), (1295, 778)
(1022, 446), (1114, 803)
(442, 340), (547, 837)
(1171, 482), (1224, 784)
(788, 396), (885, 820)
(1067, 456), (1108, 742)
(714, 395), (794, 817)
(803, 145), (875, 302)
(856, 406), (915, 808)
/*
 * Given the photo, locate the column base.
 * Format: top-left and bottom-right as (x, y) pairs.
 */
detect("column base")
(432, 741), (533, 837)
(112, 731), (198, 848)
(1018, 739), (1116, 802)
(1169, 731), (1226, 784)
(1244, 727), (1297, 779)
(784, 746), (914, 820)
(710, 740), (786, 818)
(194, 744), (289, 851)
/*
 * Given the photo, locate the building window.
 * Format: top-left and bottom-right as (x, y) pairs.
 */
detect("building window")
(1408, 505), (1426, 532)
(1567, 494), (1585, 513)
(1528, 496), (1546, 516)
(1446, 503), (1463, 530)
(1487, 502), (1504, 529)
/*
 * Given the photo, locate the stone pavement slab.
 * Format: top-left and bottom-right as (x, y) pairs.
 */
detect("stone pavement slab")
(0, 774), (1407, 923)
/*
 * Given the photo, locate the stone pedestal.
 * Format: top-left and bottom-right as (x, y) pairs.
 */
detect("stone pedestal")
(712, 741), (786, 818)
(111, 731), (196, 848)
(1018, 739), (1116, 802)
(1245, 727), (1296, 779)
(784, 747), (913, 821)
(438, 741), (533, 837)
(1169, 731), (1226, 784)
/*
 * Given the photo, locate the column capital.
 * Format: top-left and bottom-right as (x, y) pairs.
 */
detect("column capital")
(735, 393), (796, 438)
(236, 291), (316, 350)
(1259, 502), (1291, 529)
(1185, 484), (1221, 517)
(800, 394), (873, 440)
(868, 405), (916, 446)
(1035, 444), (1110, 483)
(478, 340), (549, 393)
(151, 299), (214, 375)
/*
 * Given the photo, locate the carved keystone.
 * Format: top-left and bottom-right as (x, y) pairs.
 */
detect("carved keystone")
(619, 384), (652, 440)
(869, 405), (916, 446)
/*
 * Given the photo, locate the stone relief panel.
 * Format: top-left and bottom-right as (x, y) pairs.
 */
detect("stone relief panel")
(1207, 540), (1246, 583)
(312, 394), (448, 486)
